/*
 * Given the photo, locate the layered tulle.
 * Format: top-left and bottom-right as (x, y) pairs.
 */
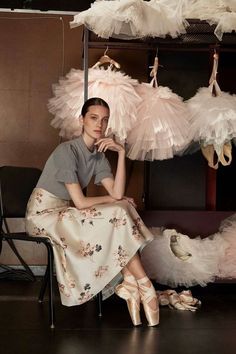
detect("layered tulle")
(70, 0), (187, 39)
(183, 0), (236, 40)
(48, 67), (141, 142)
(141, 227), (229, 288)
(70, 0), (236, 41)
(218, 214), (236, 279)
(126, 82), (191, 161)
(187, 83), (236, 159)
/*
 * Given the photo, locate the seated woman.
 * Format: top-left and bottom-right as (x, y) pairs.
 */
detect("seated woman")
(25, 97), (158, 327)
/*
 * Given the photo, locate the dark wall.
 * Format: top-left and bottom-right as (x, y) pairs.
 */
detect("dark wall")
(145, 49), (236, 211)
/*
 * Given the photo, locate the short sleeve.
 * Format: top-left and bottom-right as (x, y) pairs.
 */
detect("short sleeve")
(53, 143), (79, 183)
(94, 153), (113, 185)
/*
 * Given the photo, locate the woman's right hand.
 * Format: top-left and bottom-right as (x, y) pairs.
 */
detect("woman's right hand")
(95, 138), (125, 153)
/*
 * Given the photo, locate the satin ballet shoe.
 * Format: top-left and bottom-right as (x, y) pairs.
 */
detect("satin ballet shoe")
(218, 142), (232, 166)
(201, 144), (219, 169)
(170, 234), (192, 261)
(115, 276), (141, 326)
(137, 277), (159, 327)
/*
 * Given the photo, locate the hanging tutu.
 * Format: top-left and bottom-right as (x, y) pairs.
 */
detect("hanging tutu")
(141, 227), (228, 288)
(218, 213), (236, 279)
(126, 70), (191, 161)
(183, 0), (236, 40)
(187, 52), (236, 168)
(70, 0), (187, 40)
(48, 66), (141, 142)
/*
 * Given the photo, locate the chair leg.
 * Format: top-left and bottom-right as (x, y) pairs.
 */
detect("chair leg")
(97, 291), (102, 317)
(38, 242), (55, 329)
(38, 264), (49, 303)
(47, 243), (55, 329)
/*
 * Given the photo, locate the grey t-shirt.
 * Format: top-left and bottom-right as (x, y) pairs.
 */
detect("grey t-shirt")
(37, 135), (113, 200)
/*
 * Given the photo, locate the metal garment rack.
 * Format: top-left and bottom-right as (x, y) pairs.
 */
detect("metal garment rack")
(82, 22), (236, 210)
(82, 19), (236, 113)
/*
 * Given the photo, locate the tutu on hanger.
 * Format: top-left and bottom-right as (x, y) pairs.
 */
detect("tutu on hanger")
(126, 56), (191, 161)
(48, 54), (141, 142)
(187, 52), (236, 169)
(70, 0), (187, 40)
(140, 227), (228, 288)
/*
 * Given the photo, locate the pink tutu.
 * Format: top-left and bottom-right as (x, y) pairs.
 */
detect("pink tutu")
(126, 80), (191, 161)
(48, 66), (141, 142)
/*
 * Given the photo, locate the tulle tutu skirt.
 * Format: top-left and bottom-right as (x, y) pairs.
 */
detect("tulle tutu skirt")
(126, 83), (191, 161)
(183, 0), (236, 40)
(141, 227), (228, 288)
(48, 67), (141, 142)
(70, 0), (187, 39)
(187, 84), (236, 157)
(218, 214), (236, 279)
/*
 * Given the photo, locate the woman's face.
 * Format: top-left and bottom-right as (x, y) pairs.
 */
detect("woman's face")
(82, 105), (109, 141)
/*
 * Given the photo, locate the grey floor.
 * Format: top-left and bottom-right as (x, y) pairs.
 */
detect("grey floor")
(1, 278), (236, 354)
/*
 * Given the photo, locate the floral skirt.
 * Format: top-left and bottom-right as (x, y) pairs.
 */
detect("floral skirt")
(25, 188), (153, 306)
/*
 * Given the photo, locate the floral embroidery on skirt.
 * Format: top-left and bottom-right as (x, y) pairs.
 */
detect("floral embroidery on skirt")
(25, 188), (153, 306)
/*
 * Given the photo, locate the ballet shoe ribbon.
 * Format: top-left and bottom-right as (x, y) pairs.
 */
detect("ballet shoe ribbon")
(115, 283), (139, 303)
(150, 56), (159, 88)
(209, 52), (222, 96)
(218, 142), (232, 166)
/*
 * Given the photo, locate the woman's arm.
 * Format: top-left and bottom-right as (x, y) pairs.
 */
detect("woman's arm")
(96, 138), (126, 200)
(65, 182), (116, 210)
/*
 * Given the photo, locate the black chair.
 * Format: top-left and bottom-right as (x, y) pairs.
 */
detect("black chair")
(0, 166), (55, 328)
(0, 166), (103, 328)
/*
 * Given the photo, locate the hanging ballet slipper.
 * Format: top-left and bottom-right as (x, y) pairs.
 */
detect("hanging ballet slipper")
(137, 276), (159, 327)
(115, 275), (141, 326)
(218, 142), (232, 166)
(170, 235), (192, 261)
(201, 144), (219, 169)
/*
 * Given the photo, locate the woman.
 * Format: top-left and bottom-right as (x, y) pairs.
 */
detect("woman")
(25, 97), (159, 327)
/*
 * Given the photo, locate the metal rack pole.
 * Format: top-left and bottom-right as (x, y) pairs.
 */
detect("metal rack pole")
(83, 26), (89, 101)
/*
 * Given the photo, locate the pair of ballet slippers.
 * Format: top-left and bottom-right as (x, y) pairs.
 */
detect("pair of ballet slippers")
(201, 142), (232, 169)
(157, 289), (201, 312)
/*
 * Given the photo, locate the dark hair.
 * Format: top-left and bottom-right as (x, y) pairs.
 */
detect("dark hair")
(81, 97), (110, 117)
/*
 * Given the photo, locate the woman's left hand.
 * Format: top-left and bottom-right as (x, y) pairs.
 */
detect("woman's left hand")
(122, 196), (137, 208)
(95, 138), (125, 153)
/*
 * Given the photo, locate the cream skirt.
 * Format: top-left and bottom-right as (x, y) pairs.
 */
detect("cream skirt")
(25, 188), (153, 306)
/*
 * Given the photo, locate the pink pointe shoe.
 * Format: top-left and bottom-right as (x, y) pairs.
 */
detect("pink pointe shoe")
(115, 275), (142, 326)
(137, 276), (159, 327)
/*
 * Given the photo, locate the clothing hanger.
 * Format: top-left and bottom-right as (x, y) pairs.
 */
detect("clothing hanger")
(209, 45), (221, 96)
(92, 46), (121, 69)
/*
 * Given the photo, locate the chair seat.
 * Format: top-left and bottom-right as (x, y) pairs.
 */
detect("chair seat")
(2, 232), (52, 244)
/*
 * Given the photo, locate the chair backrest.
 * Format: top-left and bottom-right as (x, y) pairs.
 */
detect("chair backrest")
(0, 166), (41, 218)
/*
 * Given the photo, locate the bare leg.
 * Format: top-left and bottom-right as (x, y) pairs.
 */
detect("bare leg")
(124, 253), (147, 279)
